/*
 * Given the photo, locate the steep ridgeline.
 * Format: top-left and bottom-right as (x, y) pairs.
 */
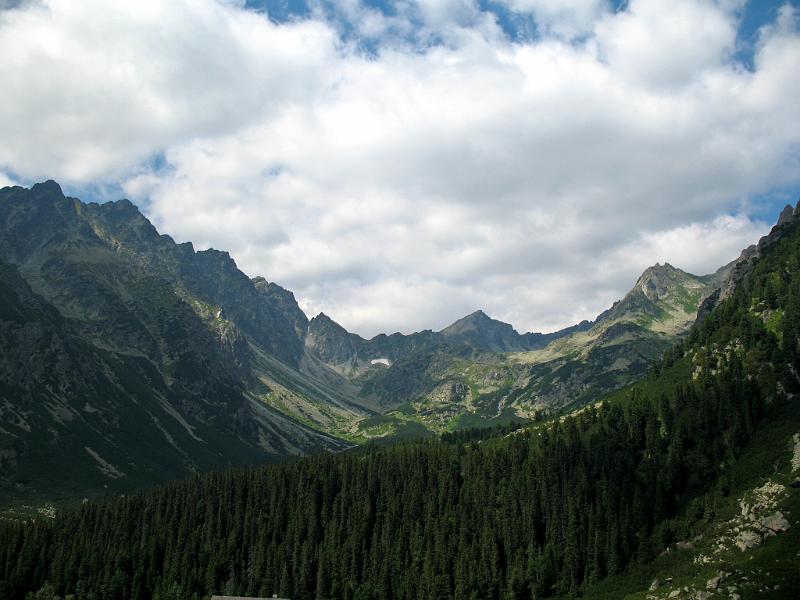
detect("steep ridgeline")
(698, 202), (800, 321)
(313, 261), (727, 437)
(305, 309), (590, 374)
(0, 182), (358, 502)
(1, 180), (789, 502)
(4, 201), (799, 600)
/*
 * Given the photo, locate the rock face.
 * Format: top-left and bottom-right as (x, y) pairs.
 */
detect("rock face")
(698, 201), (800, 321)
(760, 511), (791, 534)
(0, 182), (352, 500)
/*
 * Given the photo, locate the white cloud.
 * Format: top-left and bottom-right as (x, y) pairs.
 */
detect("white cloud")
(0, 172), (18, 188)
(594, 0), (743, 88)
(0, 0), (337, 181)
(1, 0), (799, 336)
(501, 0), (608, 38)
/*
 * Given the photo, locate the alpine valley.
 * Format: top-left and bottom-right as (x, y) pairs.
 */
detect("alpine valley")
(2, 181), (800, 600)
(0, 181), (771, 504)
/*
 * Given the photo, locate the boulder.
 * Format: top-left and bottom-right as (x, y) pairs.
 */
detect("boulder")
(649, 579), (660, 592)
(706, 575), (721, 590)
(734, 530), (761, 551)
(761, 511), (791, 533)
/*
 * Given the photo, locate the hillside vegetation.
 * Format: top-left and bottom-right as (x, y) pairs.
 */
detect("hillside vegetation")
(2, 207), (799, 599)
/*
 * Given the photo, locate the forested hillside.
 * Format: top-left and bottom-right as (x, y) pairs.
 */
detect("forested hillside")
(2, 209), (799, 599)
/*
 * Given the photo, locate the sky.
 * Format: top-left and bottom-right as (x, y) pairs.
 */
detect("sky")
(1, 0), (799, 337)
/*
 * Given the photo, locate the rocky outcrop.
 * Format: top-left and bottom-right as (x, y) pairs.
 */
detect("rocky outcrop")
(698, 200), (800, 322)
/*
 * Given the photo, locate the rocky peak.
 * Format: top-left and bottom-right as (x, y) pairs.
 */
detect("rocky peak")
(441, 310), (523, 352)
(778, 204), (795, 226)
(698, 199), (800, 321)
(634, 262), (690, 302)
(309, 312), (349, 336)
(30, 179), (64, 198)
(86, 197), (161, 245)
(443, 309), (495, 331)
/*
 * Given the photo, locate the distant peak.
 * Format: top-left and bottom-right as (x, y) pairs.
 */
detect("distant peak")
(98, 197), (142, 217)
(31, 180), (64, 197)
(309, 312), (349, 335)
(645, 262), (678, 273)
(778, 204), (795, 226)
(112, 198), (136, 209)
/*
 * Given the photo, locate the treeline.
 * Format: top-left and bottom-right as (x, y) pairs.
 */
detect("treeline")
(2, 221), (799, 600)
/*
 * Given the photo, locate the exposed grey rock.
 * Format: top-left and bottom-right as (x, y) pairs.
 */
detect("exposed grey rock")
(760, 511), (791, 533)
(735, 530), (762, 551)
(698, 199), (800, 322)
(706, 575), (721, 590)
(649, 578), (660, 591)
(778, 204), (795, 226)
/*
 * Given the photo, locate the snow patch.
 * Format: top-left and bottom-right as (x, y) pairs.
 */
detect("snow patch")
(370, 358), (390, 367)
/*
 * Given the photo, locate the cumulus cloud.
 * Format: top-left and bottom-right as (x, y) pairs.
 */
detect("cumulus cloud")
(594, 0), (744, 88)
(500, 0), (608, 38)
(1, 0), (799, 336)
(0, 0), (337, 181)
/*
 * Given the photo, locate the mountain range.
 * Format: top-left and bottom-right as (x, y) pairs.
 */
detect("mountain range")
(4, 191), (800, 599)
(0, 180), (792, 502)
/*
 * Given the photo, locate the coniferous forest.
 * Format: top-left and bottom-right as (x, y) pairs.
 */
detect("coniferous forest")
(2, 219), (800, 600)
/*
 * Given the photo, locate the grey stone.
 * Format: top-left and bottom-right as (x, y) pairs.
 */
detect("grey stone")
(735, 530), (762, 551)
(761, 511), (791, 533)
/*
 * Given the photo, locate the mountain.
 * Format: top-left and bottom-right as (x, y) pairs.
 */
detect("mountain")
(339, 261), (727, 436)
(440, 309), (529, 351)
(5, 201), (798, 599)
(305, 308), (586, 375)
(698, 202), (800, 321)
(0, 181), (354, 502)
(2, 179), (783, 502)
